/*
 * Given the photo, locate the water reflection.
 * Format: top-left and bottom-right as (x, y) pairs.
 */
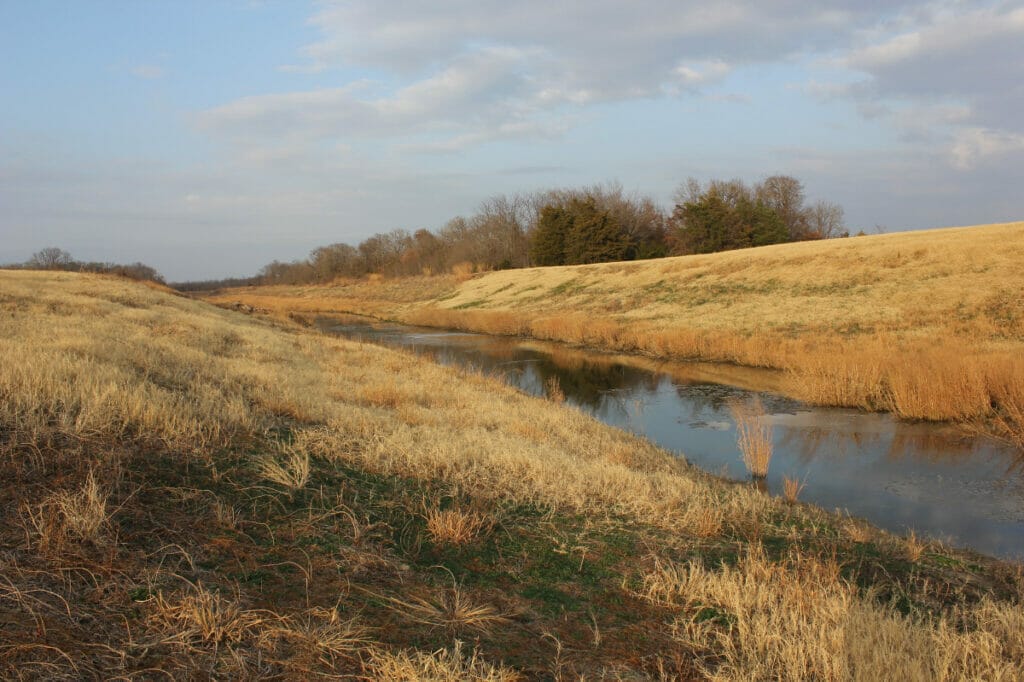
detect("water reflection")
(320, 318), (1024, 560)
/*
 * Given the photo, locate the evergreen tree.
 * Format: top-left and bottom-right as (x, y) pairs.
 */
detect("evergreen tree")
(529, 204), (571, 266)
(563, 197), (629, 265)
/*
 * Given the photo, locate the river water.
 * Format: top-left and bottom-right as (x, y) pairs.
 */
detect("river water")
(319, 318), (1024, 560)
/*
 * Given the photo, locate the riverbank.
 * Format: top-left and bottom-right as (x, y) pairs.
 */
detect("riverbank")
(205, 222), (1024, 450)
(3, 270), (1023, 678)
(316, 317), (1024, 560)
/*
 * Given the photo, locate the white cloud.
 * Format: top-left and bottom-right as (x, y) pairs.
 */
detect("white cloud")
(840, 1), (1024, 162)
(203, 1), (917, 156)
(672, 59), (732, 89)
(950, 127), (1024, 170)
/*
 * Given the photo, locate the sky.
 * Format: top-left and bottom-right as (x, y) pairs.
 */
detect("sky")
(2, 1), (1022, 281)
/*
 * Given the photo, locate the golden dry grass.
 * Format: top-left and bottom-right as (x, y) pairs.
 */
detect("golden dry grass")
(544, 375), (566, 403)
(424, 506), (492, 546)
(368, 640), (523, 681)
(782, 475), (806, 504)
(730, 397), (774, 478)
(3, 270), (1023, 679)
(636, 545), (1024, 681)
(257, 444), (311, 493)
(206, 222), (1024, 443)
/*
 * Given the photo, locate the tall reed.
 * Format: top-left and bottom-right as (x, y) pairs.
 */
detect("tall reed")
(730, 397), (773, 479)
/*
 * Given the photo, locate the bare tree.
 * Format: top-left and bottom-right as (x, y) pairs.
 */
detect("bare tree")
(309, 243), (361, 282)
(29, 247), (73, 270)
(805, 201), (846, 238)
(755, 175), (810, 240)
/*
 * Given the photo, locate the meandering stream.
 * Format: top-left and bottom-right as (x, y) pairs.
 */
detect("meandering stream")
(320, 318), (1024, 560)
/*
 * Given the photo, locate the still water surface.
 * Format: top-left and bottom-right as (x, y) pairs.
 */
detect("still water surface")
(320, 318), (1024, 561)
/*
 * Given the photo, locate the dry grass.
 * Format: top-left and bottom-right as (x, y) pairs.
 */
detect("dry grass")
(368, 641), (522, 681)
(269, 609), (372, 670)
(636, 546), (1024, 681)
(782, 475), (806, 504)
(3, 270), (1023, 678)
(425, 506), (492, 546)
(21, 471), (111, 554)
(147, 583), (272, 647)
(383, 580), (510, 637)
(905, 530), (927, 563)
(207, 222), (1024, 444)
(544, 375), (566, 403)
(257, 445), (311, 492)
(730, 398), (773, 479)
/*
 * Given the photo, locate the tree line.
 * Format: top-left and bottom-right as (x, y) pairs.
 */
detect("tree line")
(177, 175), (846, 290)
(5, 247), (165, 283)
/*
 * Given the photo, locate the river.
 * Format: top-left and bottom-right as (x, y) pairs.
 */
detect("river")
(319, 318), (1024, 560)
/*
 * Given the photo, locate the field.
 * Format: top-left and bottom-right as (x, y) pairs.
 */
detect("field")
(207, 222), (1024, 448)
(2, 269), (1024, 679)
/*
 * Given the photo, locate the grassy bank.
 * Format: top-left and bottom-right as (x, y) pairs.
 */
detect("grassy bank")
(206, 222), (1024, 448)
(2, 270), (1023, 679)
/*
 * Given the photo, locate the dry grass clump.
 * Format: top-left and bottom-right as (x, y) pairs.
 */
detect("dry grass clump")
(425, 507), (492, 546)
(368, 641), (522, 681)
(146, 586), (372, 676)
(730, 397), (773, 478)
(385, 582), (510, 637)
(210, 498), (241, 529)
(269, 608), (372, 671)
(782, 475), (806, 504)
(682, 505), (725, 538)
(257, 445), (311, 492)
(842, 516), (875, 544)
(22, 472), (111, 554)
(544, 375), (566, 403)
(905, 530), (927, 563)
(147, 583), (272, 647)
(636, 547), (1024, 680)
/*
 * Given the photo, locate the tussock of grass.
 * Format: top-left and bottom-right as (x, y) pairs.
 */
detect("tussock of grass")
(544, 375), (566, 403)
(22, 471), (110, 555)
(425, 506), (492, 546)
(782, 475), (806, 504)
(2, 270), (1023, 678)
(368, 640), (522, 681)
(257, 444), (311, 493)
(382, 580), (510, 637)
(147, 583), (273, 647)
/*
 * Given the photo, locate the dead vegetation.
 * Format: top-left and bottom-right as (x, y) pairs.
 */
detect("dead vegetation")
(730, 397), (773, 479)
(206, 222), (1024, 447)
(2, 270), (1023, 679)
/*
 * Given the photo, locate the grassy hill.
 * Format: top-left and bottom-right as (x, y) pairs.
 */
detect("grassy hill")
(3, 269), (1023, 678)
(208, 222), (1024, 447)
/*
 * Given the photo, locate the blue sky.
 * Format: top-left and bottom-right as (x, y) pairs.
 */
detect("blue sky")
(3, 1), (1022, 280)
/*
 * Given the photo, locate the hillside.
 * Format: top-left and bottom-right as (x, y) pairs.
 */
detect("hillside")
(207, 222), (1024, 444)
(3, 270), (1024, 678)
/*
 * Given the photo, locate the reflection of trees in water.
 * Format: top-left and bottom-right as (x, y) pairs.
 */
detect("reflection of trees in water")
(776, 420), (1012, 471)
(527, 353), (659, 410)
(671, 382), (803, 424)
(336, 323), (1021, 486)
(885, 429), (984, 463)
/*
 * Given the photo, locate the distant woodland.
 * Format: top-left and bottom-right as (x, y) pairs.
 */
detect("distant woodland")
(4, 247), (165, 283)
(7, 175), (847, 290)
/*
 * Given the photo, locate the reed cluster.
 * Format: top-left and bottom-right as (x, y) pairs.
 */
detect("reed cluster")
(729, 398), (774, 478)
